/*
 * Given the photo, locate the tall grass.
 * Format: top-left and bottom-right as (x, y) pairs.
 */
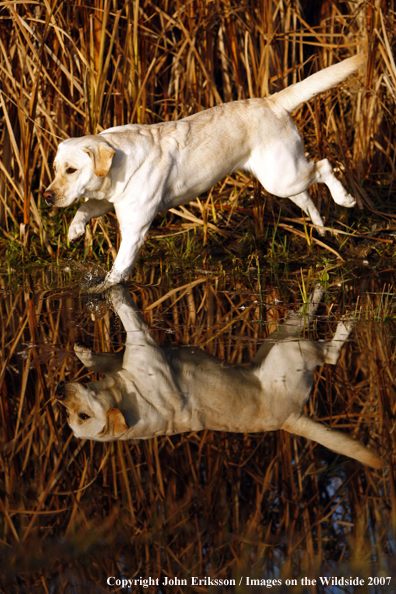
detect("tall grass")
(0, 0), (395, 264)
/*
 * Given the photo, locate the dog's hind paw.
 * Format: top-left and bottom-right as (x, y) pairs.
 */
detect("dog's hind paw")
(341, 193), (356, 207)
(333, 192), (356, 208)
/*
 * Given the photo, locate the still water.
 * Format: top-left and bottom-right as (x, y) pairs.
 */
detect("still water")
(0, 264), (395, 593)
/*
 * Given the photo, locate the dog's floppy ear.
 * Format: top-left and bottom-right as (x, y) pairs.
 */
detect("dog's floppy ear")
(83, 141), (115, 177)
(98, 408), (129, 439)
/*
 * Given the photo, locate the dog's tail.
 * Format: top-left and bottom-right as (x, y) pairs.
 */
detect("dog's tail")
(282, 413), (384, 469)
(273, 54), (366, 114)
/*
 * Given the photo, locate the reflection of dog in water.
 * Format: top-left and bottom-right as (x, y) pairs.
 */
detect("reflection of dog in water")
(55, 285), (383, 468)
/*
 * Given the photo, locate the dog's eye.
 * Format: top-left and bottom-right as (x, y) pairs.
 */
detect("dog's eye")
(66, 167), (77, 175)
(79, 413), (90, 420)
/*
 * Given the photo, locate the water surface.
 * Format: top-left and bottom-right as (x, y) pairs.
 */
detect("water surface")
(1, 265), (395, 593)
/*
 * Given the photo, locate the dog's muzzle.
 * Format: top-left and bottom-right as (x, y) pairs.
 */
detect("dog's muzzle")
(55, 382), (66, 400)
(44, 189), (55, 205)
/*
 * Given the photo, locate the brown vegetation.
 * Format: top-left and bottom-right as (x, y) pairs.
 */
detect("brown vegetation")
(1, 1), (396, 591)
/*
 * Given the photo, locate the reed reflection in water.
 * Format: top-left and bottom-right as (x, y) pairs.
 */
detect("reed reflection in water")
(0, 272), (394, 591)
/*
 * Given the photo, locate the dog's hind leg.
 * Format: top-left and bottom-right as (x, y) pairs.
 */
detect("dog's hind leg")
(322, 319), (353, 365)
(252, 284), (326, 365)
(287, 191), (326, 236)
(314, 159), (356, 208)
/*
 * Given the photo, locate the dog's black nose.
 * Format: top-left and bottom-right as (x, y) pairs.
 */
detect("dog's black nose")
(55, 382), (66, 400)
(44, 189), (54, 205)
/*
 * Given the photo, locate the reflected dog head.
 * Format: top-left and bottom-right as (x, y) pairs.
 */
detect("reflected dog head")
(54, 378), (128, 441)
(44, 137), (115, 208)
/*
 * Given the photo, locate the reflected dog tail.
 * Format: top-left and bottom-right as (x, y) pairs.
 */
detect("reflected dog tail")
(283, 413), (384, 469)
(273, 54), (366, 114)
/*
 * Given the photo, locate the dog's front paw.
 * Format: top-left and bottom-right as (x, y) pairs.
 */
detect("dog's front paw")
(84, 276), (118, 294)
(74, 342), (92, 355)
(68, 223), (85, 242)
(80, 266), (125, 294)
(74, 342), (96, 366)
(106, 284), (129, 306)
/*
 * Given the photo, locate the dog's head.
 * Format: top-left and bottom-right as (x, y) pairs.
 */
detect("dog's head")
(54, 379), (129, 441)
(44, 136), (116, 207)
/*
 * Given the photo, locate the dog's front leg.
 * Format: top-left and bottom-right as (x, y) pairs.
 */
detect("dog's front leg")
(107, 285), (156, 345)
(69, 199), (114, 242)
(85, 229), (145, 293)
(74, 343), (124, 373)
(107, 284), (186, 418)
(86, 196), (158, 293)
(84, 165), (168, 293)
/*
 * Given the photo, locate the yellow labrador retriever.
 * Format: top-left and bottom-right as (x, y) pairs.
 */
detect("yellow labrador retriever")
(44, 55), (365, 293)
(54, 284), (383, 469)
